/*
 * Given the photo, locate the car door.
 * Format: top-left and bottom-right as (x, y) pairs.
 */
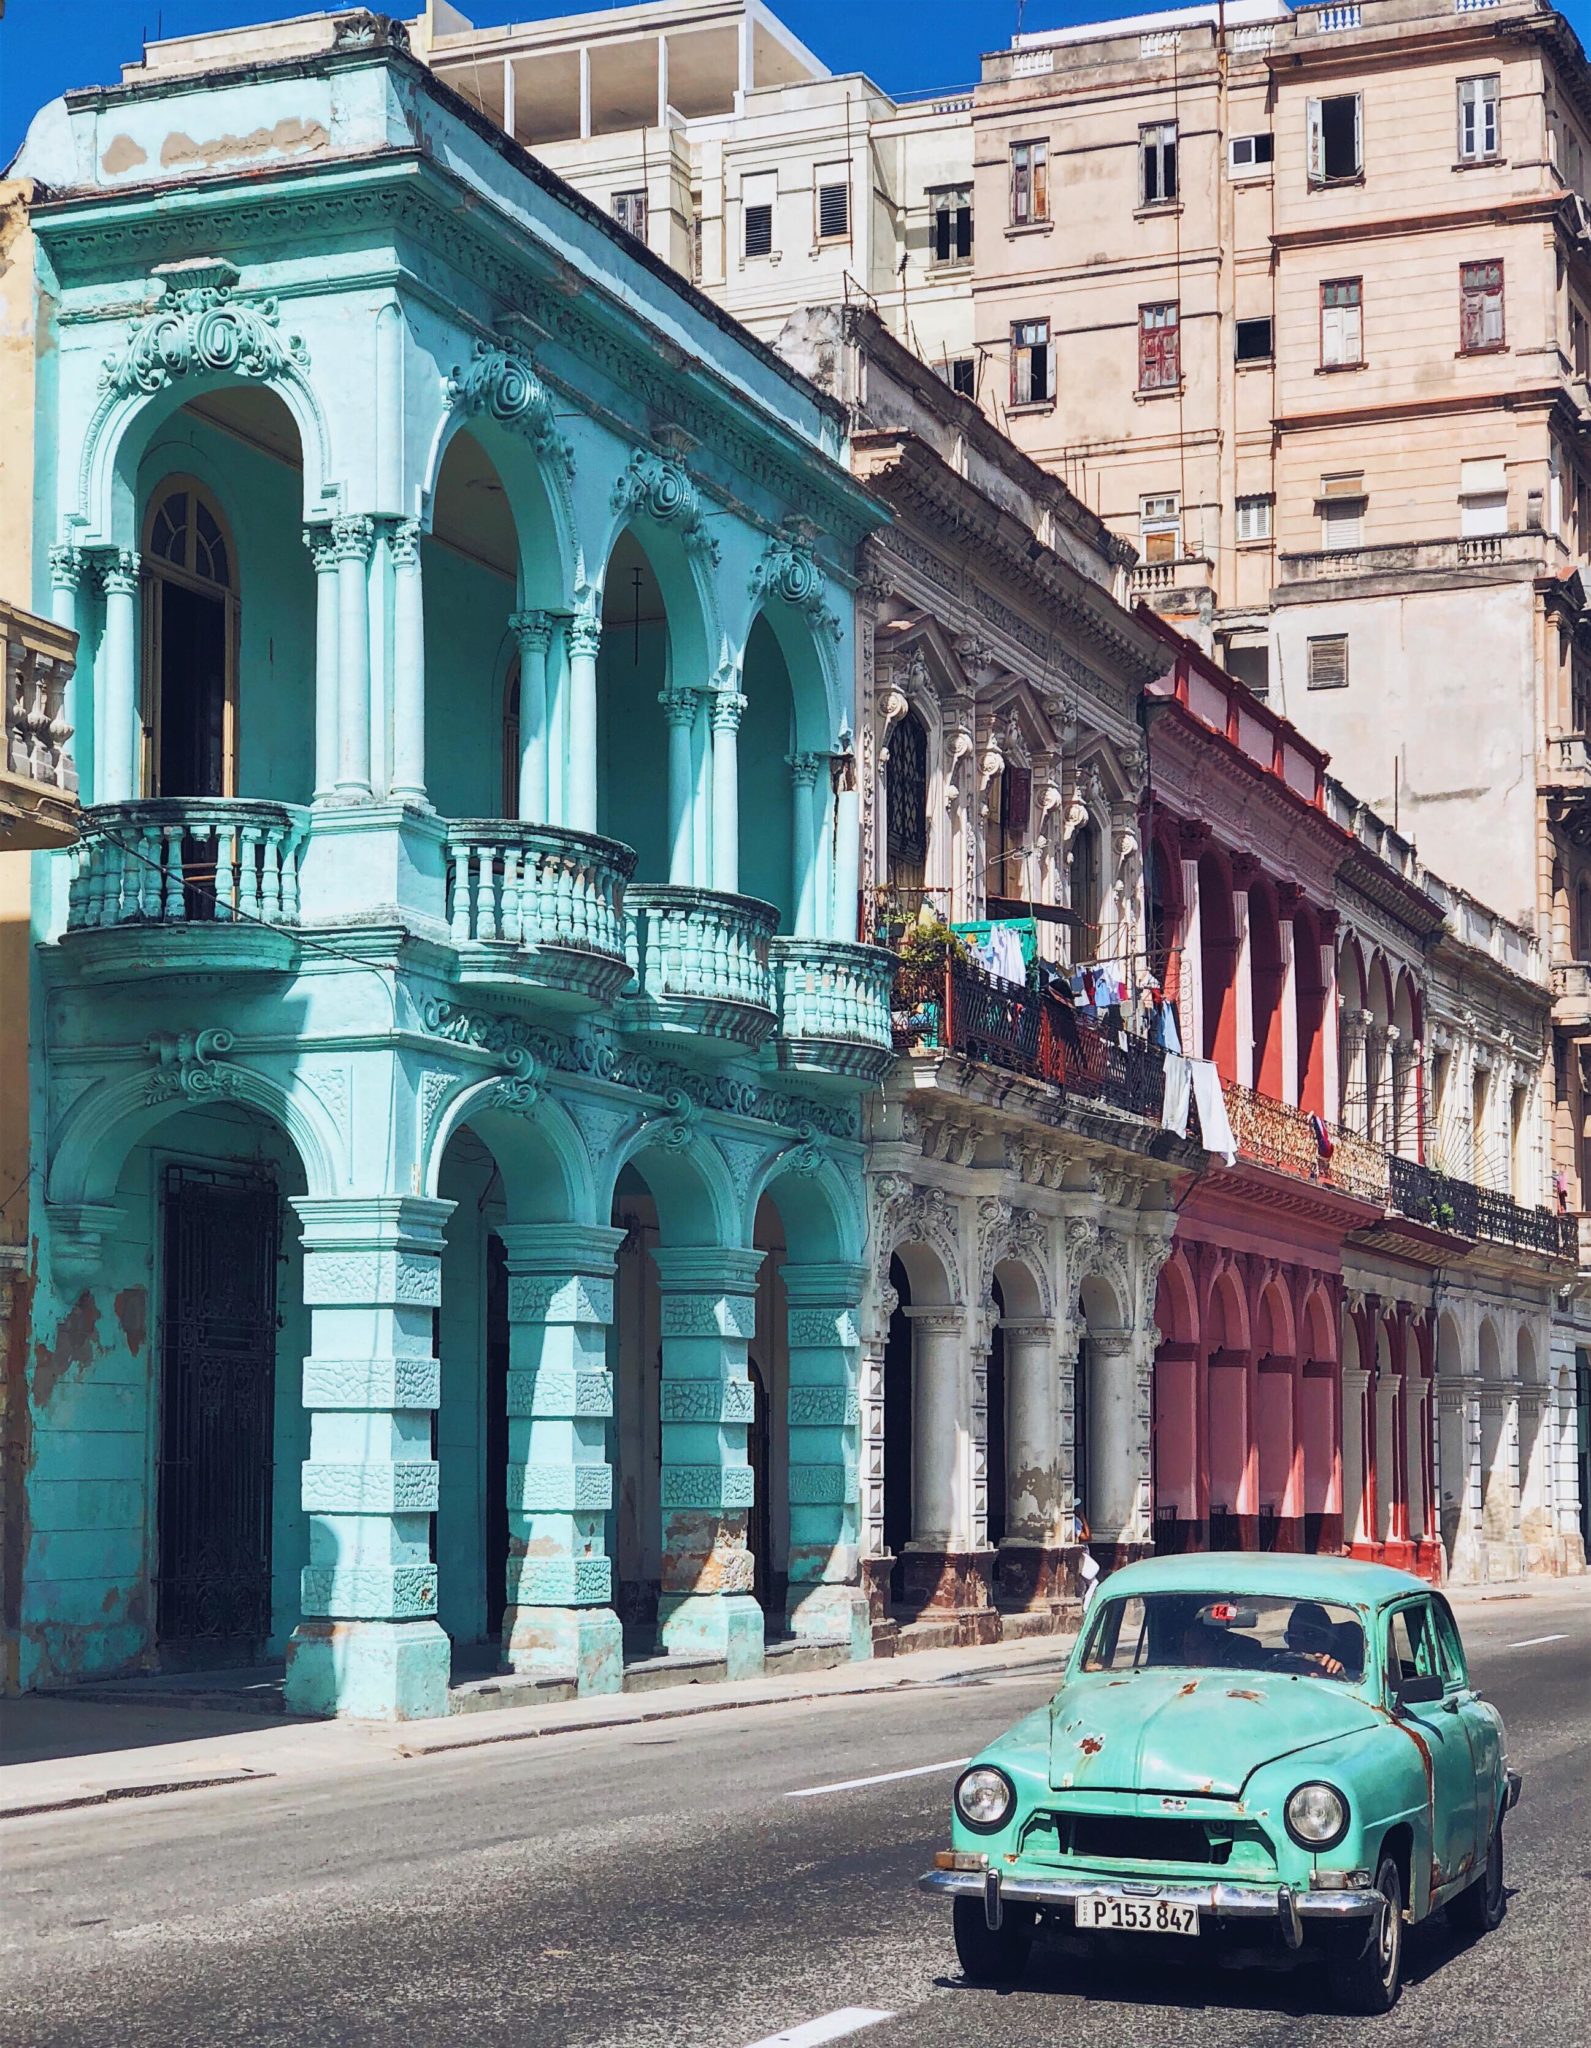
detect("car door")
(1385, 1598), (1477, 1901)
(1431, 1596), (1500, 1855)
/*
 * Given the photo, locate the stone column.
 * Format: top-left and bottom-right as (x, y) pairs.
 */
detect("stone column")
(97, 550), (140, 803)
(788, 751), (823, 935)
(1342, 1010), (1371, 1140)
(304, 527), (341, 803)
(905, 1308), (963, 1551)
(1377, 1025), (1400, 1153)
(783, 1263), (868, 1652)
(652, 1245), (765, 1676)
(709, 689), (746, 894)
(510, 610), (553, 823)
(48, 544), (85, 788)
(566, 609), (600, 833)
(498, 1223), (625, 1693)
(388, 520), (426, 807)
(1088, 1332), (1142, 1561)
(286, 1196), (453, 1721)
(1341, 1359), (1370, 1552)
(1436, 1374), (1483, 1582)
(332, 515), (374, 800)
(1392, 1040), (1419, 1159)
(1000, 1318), (1063, 1605)
(833, 745), (860, 942)
(658, 686), (699, 885)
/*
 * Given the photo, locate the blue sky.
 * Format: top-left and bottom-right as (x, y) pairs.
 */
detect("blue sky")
(6, 0), (1591, 164)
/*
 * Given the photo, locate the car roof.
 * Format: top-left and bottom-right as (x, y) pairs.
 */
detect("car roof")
(1090, 1552), (1434, 1608)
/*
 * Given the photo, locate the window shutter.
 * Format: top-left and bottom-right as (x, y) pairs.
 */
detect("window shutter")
(1308, 636), (1350, 690)
(818, 181), (849, 239)
(1353, 93), (1363, 176)
(1307, 99), (1324, 184)
(1004, 766), (1032, 834)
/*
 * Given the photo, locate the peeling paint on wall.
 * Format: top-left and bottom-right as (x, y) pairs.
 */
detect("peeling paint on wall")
(158, 118), (329, 172)
(31, 1290), (103, 1408)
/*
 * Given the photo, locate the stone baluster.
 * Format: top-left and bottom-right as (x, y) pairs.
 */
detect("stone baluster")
(783, 1265), (868, 1651)
(652, 1245), (765, 1677)
(498, 1223), (625, 1694)
(286, 1196), (452, 1722)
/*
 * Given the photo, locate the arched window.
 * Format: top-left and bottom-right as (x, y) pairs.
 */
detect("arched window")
(501, 663), (521, 820)
(1068, 820), (1101, 959)
(885, 708), (929, 901)
(142, 480), (236, 797)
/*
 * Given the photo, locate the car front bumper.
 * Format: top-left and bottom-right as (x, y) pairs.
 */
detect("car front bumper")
(917, 1866), (1382, 1945)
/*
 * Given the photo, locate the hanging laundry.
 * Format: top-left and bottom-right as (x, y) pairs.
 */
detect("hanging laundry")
(1162, 1052), (1193, 1138)
(988, 924), (1027, 986)
(1154, 998), (1182, 1056)
(1189, 1058), (1238, 1167)
(1308, 1113), (1334, 1161)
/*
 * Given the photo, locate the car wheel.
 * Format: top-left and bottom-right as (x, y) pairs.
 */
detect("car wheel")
(952, 1896), (1035, 1988)
(1329, 1854), (1405, 2016)
(1448, 1813), (1506, 1936)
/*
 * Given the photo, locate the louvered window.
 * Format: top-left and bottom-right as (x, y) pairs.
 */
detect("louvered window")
(743, 171), (775, 258)
(1307, 636), (1350, 691)
(817, 169), (849, 241)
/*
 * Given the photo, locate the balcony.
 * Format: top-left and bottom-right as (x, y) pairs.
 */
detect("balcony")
(446, 821), (635, 1009)
(1552, 960), (1591, 1033)
(1275, 531), (1544, 594)
(902, 955), (1168, 1123)
(65, 799), (309, 976)
(1221, 1080), (1389, 1207)
(620, 886), (779, 1053)
(1387, 1155), (1575, 1260)
(769, 937), (895, 1086)
(2, 601), (78, 851)
(1128, 556), (1215, 607)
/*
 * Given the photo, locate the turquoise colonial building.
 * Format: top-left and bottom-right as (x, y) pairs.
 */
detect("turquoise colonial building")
(13, 13), (891, 1718)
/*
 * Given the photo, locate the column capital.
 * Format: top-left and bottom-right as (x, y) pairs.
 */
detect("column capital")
(786, 750), (824, 788)
(902, 1307), (965, 1334)
(658, 685), (701, 729)
(291, 1193), (455, 1257)
(387, 518), (423, 569)
(781, 1259), (870, 1305)
(567, 610), (601, 659)
(1276, 880), (1306, 914)
(496, 1220), (626, 1279)
(48, 542), (86, 592)
(303, 524), (338, 574)
(652, 1243), (765, 1297)
(1177, 818), (1211, 857)
(509, 608), (556, 653)
(1229, 850), (1263, 887)
(1000, 1317), (1055, 1340)
(330, 514), (375, 564)
(96, 548), (140, 598)
(710, 689), (747, 734)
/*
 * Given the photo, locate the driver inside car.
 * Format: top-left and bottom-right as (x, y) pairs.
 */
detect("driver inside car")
(1276, 1599), (1350, 1677)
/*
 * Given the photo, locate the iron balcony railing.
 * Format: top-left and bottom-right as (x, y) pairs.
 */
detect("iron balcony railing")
(900, 954), (1168, 1122)
(1220, 1079), (1389, 1206)
(1387, 1153), (1575, 1258)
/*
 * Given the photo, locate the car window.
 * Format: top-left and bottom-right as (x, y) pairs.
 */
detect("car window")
(1430, 1601), (1469, 1688)
(1078, 1593), (1365, 1682)
(1386, 1600), (1445, 1686)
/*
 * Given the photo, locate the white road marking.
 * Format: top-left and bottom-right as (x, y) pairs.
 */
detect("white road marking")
(785, 1758), (969, 1799)
(1510, 1632), (1568, 1648)
(743, 2011), (896, 2048)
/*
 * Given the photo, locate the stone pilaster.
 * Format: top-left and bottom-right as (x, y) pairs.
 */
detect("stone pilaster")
(498, 1223), (626, 1693)
(782, 1263), (868, 1652)
(285, 1195), (453, 1721)
(652, 1244), (765, 1676)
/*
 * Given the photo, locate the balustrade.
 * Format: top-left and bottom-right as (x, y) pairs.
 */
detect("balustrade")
(623, 885), (778, 1047)
(67, 799), (308, 931)
(770, 937), (894, 1060)
(446, 822), (632, 955)
(1219, 1079), (1389, 1205)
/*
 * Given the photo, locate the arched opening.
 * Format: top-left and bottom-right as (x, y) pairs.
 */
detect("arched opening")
(1367, 956), (1394, 1150)
(1145, 822), (1183, 1002)
(1248, 879), (1285, 1100)
(1477, 1318), (1512, 1556)
(1435, 1312), (1467, 1567)
(989, 1255), (1055, 1606)
(885, 707), (930, 906)
(1341, 1312), (1369, 1549)
(1516, 1323), (1549, 1554)
(1076, 1271), (1129, 1551)
(738, 611), (798, 925)
(1392, 972), (1421, 1159)
(85, 1098), (311, 1674)
(1293, 903), (1327, 1117)
(143, 477), (236, 798)
(1299, 1287), (1338, 1553)
(1254, 1279), (1295, 1551)
(884, 1240), (957, 1619)
(1205, 1267), (1250, 1548)
(1151, 1252), (1199, 1552)
(1337, 941), (1370, 1138)
(598, 528), (674, 881)
(986, 1280), (1008, 1552)
(1068, 817), (1102, 961)
(1197, 851), (1237, 1070)
(1374, 1318), (1398, 1548)
(1405, 1325), (1431, 1549)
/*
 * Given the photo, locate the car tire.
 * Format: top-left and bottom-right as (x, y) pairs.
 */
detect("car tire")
(1448, 1812), (1506, 1936)
(952, 1896), (1035, 1988)
(1329, 1854), (1405, 2016)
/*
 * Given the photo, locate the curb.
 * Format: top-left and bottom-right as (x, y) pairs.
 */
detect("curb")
(1, 1769), (275, 1823)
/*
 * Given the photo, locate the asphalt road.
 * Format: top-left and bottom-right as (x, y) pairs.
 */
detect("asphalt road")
(2, 1586), (1587, 2048)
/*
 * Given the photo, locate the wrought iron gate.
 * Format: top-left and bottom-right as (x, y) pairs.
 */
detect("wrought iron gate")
(157, 1165), (281, 1660)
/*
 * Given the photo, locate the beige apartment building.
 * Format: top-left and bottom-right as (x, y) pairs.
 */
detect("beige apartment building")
(419, 0), (977, 383)
(973, 0), (1591, 1208)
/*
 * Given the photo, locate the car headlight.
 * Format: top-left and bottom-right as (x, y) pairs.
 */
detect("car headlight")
(954, 1765), (1016, 1833)
(1284, 1781), (1349, 1850)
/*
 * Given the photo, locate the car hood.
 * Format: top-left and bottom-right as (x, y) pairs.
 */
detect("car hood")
(1047, 1669), (1383, 1797)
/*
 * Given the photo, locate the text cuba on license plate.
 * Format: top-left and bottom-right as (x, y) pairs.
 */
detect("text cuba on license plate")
(1073, 1895), (1199, 1936)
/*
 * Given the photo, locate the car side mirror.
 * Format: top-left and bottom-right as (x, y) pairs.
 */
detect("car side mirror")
(1395, 1673), (1443, 1710)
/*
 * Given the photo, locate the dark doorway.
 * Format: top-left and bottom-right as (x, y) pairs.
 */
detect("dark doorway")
(485, 1233), (509, 1641)
(986, 1288), (1007, 1550)
(1074, 1336), (1091, 1535)
(157, 1164), (280, 1665)
(883, 1254), (914, 1602)
(155, 579), (228, 798)
(747, 1357), (771, 1611)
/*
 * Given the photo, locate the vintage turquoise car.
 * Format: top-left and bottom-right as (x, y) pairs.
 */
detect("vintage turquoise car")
(918, 1555), (1520, 2012)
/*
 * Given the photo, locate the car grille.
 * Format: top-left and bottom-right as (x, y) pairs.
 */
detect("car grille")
(1022, 1812), (1276, 1870)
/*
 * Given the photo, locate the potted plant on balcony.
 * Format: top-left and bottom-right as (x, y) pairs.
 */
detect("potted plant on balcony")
(891, 914), (970, 1050)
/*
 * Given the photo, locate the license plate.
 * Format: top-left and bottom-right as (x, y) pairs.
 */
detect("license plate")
(1073, 1894), (1199, 1936)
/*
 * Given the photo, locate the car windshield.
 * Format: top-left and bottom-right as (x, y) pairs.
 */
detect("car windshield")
(1079, 1593), (1366, 1684)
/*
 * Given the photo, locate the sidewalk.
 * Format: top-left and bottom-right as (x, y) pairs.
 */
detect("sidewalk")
(0, 1628), (1076, 1824)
